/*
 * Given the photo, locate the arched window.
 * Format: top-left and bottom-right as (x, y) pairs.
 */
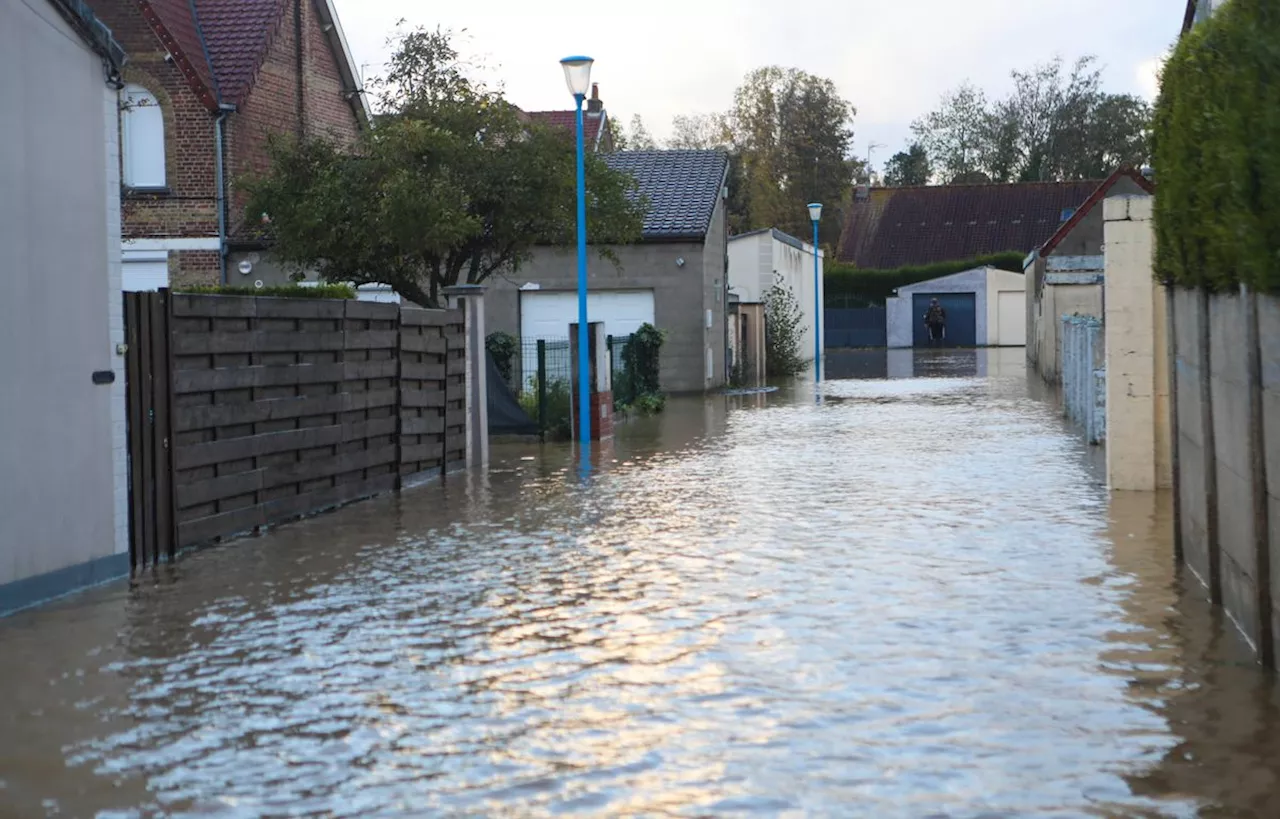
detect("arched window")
(121, 84), (165, 189)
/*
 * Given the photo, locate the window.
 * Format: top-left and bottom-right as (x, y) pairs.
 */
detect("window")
(121, 84), (165, 189)
(1060, 207), (1076, 222)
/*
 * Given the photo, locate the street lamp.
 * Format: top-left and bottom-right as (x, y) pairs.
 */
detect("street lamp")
(808, 202), (823, 383)
(561, 55), (594, 446)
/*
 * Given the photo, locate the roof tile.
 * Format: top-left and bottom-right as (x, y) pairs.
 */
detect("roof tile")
(193, 0), (287, 105)
(837, 180), (1102, 268)
(602, 150), (729, 241)
(525, 110), (604, 150)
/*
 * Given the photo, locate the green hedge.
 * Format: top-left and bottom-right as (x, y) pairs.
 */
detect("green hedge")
(1153, 0), (1280, 293)
(174, 283), (357, 299)
(825, 252), (1026, 307)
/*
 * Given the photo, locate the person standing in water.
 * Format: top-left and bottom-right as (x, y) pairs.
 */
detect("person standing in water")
(923, 298), (947, 344)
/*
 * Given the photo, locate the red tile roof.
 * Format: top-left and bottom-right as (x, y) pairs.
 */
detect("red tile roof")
(837, 180), (1102, 269)
(1038, 168), (1155, 257)
(135, 0), (219, 110)
(524, 110), (605, 150)
(193, 0), (287, 106)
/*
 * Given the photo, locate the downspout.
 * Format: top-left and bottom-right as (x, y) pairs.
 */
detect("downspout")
(214, 108), (231, 283)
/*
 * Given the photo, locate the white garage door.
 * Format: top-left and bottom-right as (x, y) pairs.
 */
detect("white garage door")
(519, 290), (655, 388)
(520, 290), (655, 342)
(122, 251), (169, 292)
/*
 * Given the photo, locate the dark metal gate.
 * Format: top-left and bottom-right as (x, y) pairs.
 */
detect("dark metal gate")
(912, 293), (977, 347)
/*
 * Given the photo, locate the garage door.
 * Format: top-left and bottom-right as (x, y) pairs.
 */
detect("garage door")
(519, 290), (655, 388)
(912, 292), (977, 347)
(122, 252), (169, 292)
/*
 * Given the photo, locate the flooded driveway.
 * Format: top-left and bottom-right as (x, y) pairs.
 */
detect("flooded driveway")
(4, 348), (1280, 817)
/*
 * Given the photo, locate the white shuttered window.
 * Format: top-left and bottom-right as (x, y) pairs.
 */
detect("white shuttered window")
(122, 85), (165, 188)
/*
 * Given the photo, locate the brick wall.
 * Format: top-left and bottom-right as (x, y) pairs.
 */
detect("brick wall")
(230, 0), (362, 232)
(91, 2), (219, 243)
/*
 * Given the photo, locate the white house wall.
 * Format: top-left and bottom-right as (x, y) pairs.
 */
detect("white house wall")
(986, 267), (1028, 347)
(727, 230), (824, 365)
(0, 0), (129, 610)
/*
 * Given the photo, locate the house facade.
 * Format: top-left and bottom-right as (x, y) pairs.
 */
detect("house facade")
(1023, 168), (1154, 383)
(1, 0), (130, 613)
(486, 150), (731, 394)
(728, 228), (824, 371)
(87, 0), (369, 290)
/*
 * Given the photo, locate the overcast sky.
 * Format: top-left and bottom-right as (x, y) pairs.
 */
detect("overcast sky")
(332, 0), (1181, 172)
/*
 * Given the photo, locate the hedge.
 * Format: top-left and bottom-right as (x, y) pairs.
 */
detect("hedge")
(1153, 0), (1280, 293)
(825, 252), (1026, 307)
(174, 283), (357, 299)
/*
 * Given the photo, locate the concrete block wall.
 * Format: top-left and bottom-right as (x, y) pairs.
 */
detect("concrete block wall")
(486, 241), (719, 394)
(1103, 196), (1172, 490)
(1171, 285), (1280, 666)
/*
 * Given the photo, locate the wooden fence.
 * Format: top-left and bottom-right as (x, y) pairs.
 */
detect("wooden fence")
(124, 291), (465, 570)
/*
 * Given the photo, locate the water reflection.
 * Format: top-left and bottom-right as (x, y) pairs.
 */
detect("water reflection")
(1, 352), (1280, 816)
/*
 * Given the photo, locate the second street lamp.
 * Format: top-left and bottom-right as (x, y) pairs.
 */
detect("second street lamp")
(808, 202), (823, 383)
(561, 55), (594, 446)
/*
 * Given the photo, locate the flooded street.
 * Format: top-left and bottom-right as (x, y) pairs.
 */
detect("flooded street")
(5, 348), (1280, 817)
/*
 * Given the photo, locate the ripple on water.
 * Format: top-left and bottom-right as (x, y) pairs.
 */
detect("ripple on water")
(2, 360), (1278, 817)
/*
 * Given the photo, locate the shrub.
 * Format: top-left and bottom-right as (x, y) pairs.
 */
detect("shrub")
(1153, 0), (1280, 293)
(764, 276), (807, 377)
(174, 283), (357, 299)
(485, 331), (518, 386)
(825, 252), (1026, 307)
(518, 376), (573, 440)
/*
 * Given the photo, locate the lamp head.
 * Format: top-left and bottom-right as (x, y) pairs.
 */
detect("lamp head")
(559, 56), (594, 98)
(807, 202), (823, 222)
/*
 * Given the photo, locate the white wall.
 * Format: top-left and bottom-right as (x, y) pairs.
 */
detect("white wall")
(727, 230), (824, 365)
(986, 267), (1027, 347)
(0, 0), (128, 595)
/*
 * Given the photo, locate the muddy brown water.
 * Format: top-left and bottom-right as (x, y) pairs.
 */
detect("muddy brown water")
(3, 349), (1280, 817)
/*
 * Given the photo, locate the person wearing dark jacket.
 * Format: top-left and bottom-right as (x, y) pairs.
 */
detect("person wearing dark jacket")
(923, 298), (947, 344)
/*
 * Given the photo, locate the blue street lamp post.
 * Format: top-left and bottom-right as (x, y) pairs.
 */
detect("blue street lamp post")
(561, 56), (594, 446)
(808, 202), (823, 382)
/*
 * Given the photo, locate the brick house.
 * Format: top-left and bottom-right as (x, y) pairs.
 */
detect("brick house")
(521, 83), (613, 153)
(87, 0), (370, 289)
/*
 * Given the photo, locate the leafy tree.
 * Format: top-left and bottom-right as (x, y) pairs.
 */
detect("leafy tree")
(884, 143), (931, 186)
(910, 57), (1151, 184)
(763, 276), (807, 377)
(726, 67), (857, 242)
(242, 27), (644, 306)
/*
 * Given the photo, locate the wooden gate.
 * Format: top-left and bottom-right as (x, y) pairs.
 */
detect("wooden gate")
(123, 290), (176, 570)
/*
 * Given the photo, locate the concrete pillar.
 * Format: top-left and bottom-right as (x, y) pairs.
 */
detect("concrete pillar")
(1104, 195), (1171, 490)
(441, 285), (489, 469)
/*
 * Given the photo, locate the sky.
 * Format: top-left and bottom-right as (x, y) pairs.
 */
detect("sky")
(331, 0), (1182, 173)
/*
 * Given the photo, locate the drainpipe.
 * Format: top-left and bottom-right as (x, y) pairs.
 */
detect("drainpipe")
(215, 105), (235, 284)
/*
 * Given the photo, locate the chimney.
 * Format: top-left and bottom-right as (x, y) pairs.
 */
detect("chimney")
(587, 83), (603, 114)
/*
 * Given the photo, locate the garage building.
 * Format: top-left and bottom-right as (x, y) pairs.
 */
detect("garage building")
(886, 266), (1027, 348)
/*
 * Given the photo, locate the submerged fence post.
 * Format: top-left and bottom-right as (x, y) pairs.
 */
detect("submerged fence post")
(441, 285), (488, 469)
(536, 339), (547, 442)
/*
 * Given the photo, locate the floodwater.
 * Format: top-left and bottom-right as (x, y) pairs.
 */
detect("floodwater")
(4, 348), (1280, 817)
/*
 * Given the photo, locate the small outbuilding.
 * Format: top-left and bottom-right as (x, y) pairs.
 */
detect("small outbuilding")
(886, 266), (1026, 348)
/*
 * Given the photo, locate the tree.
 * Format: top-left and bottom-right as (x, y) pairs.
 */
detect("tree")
(911, 56), (1152, 184)
(763, 276), (806, 376)
(727, 66), (856, 241)
(242, 27), (644, 306)
(627, 114), (657, 150)
(668, 113), (730, 149)
(884, 143), (931, 186)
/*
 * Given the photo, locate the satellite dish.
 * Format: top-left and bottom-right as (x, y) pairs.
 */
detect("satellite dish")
(238, 260), (253, 275)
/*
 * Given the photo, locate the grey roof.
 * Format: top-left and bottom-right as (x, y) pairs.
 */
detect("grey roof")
(729, 227), (815, 254)
(602, 150), (729, 242)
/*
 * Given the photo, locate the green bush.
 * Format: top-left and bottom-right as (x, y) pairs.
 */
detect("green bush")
(825, 252), (1026, 307)
(1153, 0), (1280, 293)
(764, 276), (807, 377)
(174, 283), (357, 299)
